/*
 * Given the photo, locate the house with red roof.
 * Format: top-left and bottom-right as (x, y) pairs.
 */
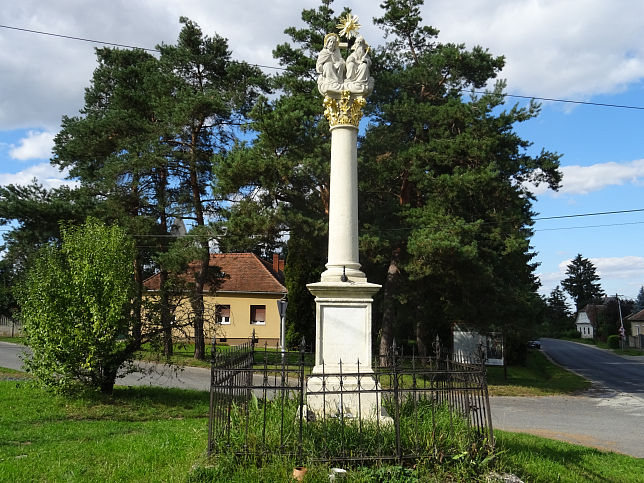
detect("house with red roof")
(143, 253), (287, 346)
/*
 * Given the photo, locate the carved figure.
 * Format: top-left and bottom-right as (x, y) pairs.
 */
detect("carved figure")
(317, 33), (345, 96)
(345, 36), (373, 96)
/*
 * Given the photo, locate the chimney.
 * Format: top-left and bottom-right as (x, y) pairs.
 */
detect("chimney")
(279, 258), (285, 271)
(273, 253), (279, 273)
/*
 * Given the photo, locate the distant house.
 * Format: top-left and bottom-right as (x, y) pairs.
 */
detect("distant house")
(626, 308), (644, 349)
(575, 303), (608, 339)
(143, 253), (287, 346)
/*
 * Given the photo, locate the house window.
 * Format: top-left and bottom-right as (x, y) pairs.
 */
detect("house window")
(216, 305), (230, 325)
(250, 305), (266, 325)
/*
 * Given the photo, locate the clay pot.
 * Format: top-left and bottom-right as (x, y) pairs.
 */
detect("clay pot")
(292, 466), (307, 481)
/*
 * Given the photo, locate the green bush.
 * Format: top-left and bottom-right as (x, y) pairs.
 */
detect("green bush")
(607, 335), (620, 349)
(561, 329), (581, 339)
(17, 219), (136, 395)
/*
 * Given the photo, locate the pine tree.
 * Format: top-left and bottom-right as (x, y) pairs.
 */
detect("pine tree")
(52, 19), (268, 360)
(542, 286), (573, 337)
(362, 0), (561, 353)
(561, 254), (605, 310)
(212, 2), (343, 345)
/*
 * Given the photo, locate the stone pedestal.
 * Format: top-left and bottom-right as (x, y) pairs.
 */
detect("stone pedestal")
(307, 275), (386, 421)
(306, 282), (380, 372)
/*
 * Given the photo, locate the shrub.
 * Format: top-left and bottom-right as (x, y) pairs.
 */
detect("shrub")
(607, 335), (620, 349)
(17, 219), (135, 395)
(562, 329), (581, 339)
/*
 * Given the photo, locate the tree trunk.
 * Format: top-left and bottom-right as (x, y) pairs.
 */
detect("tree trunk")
(160, 269), (173, 357)
(188, 130), (208, 361)
(191, 268), (207, 360)
(379, 246), (401, 362)
(156, 168), (173, 357)
(99, 364), (119, 395)
(131, 255), (143, 343)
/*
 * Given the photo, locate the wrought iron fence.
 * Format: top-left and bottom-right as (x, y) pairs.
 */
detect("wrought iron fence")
(207, 333), (493, 466)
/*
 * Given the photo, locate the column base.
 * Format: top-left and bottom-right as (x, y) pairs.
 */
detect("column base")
(320, 263), (366, 283)
(305, 373), (392, 423)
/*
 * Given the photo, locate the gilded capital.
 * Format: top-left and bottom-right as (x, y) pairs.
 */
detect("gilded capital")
(323, 90), (366, 128)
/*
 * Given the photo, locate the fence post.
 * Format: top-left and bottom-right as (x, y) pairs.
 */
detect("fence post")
(207, 336), (217, 455)
(297, 336), (306, 465)
(392, 339), (402, 464)
(480, 347), (495, 448)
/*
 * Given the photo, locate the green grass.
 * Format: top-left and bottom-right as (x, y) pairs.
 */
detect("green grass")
(1, 367), (642, 482)
(561, 337), (644, 356)
(0, 336), (23, 344)
(0, 377), (210, 482)
(486, 350), (591, 396)
(136, 342), (212, 368)
(496, 430), (644, 483)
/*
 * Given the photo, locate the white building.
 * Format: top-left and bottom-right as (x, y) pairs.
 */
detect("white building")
(575, 310), (595, 339)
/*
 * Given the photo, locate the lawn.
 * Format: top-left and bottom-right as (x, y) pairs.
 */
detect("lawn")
(0, 368), (209, 482)
(2, 366), (643, 482)
(486, 349), (591, 396)
(495, 431), (644, 483)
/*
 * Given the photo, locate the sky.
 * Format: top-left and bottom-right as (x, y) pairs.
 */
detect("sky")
(1, 0), (644, 307)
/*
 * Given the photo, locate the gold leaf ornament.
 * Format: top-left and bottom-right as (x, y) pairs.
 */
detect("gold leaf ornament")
(323, 91), (366, 127)
(336, 14), (361, 39)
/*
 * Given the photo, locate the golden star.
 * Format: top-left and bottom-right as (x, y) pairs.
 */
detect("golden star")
(336, 13), (361, 39)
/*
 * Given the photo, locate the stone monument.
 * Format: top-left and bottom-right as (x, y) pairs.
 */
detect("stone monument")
(306, 14), (385, 420)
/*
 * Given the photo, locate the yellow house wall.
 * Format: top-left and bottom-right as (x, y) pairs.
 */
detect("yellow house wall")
(171, 292), (284, 343)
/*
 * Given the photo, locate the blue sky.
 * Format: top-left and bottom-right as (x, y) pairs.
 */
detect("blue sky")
(1, 0), (644, 306)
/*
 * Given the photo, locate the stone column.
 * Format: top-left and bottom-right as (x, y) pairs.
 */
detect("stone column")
(321, 120), (365, 282)
(306, 89), (385, 421)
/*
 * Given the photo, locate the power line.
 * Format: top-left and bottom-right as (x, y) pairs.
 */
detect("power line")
(535, 221), (644, 232)
(1, 207), (643, 236)
(0, 24), (160, 52)
(472, 92), (644, 111)
(534, 208), (644, 221)
(4, 23), (644, 111)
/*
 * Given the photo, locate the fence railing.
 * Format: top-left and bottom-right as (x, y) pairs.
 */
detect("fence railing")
(207, 334), (493, 466)
(0, 315), (21, 337)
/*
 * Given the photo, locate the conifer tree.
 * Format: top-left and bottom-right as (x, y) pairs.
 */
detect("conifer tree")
(52, 19), (267, 359)
(362, 0), (561, 353)
(561, 254), (605, 310)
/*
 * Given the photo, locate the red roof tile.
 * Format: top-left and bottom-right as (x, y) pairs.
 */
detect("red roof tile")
(143, 253), (286, 294)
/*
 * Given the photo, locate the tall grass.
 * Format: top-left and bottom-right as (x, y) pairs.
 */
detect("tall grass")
(209, 394), (492, 474)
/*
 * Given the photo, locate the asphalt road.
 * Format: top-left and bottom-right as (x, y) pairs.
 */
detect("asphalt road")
(0, 341), (25, 371)
(490, 338), (644, 458)
(0, 341), (276, 393)
(540, 337), (644, 396)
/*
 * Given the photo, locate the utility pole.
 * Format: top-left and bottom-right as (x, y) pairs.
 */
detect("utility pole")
(616, 294), (626, 349)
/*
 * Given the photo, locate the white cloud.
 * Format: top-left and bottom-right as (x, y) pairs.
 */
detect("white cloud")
(556, 256), (644, 279)
(539, 255), (644, 301)
(590, 256), (644, 281)
(425, 0), (644, 99)
(530, 159), (644, 196)
(0, 162), (76, 189)
(558, 160), (644, 195)
(9, 131), (56, 161)
(2, 1), (644, 131)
